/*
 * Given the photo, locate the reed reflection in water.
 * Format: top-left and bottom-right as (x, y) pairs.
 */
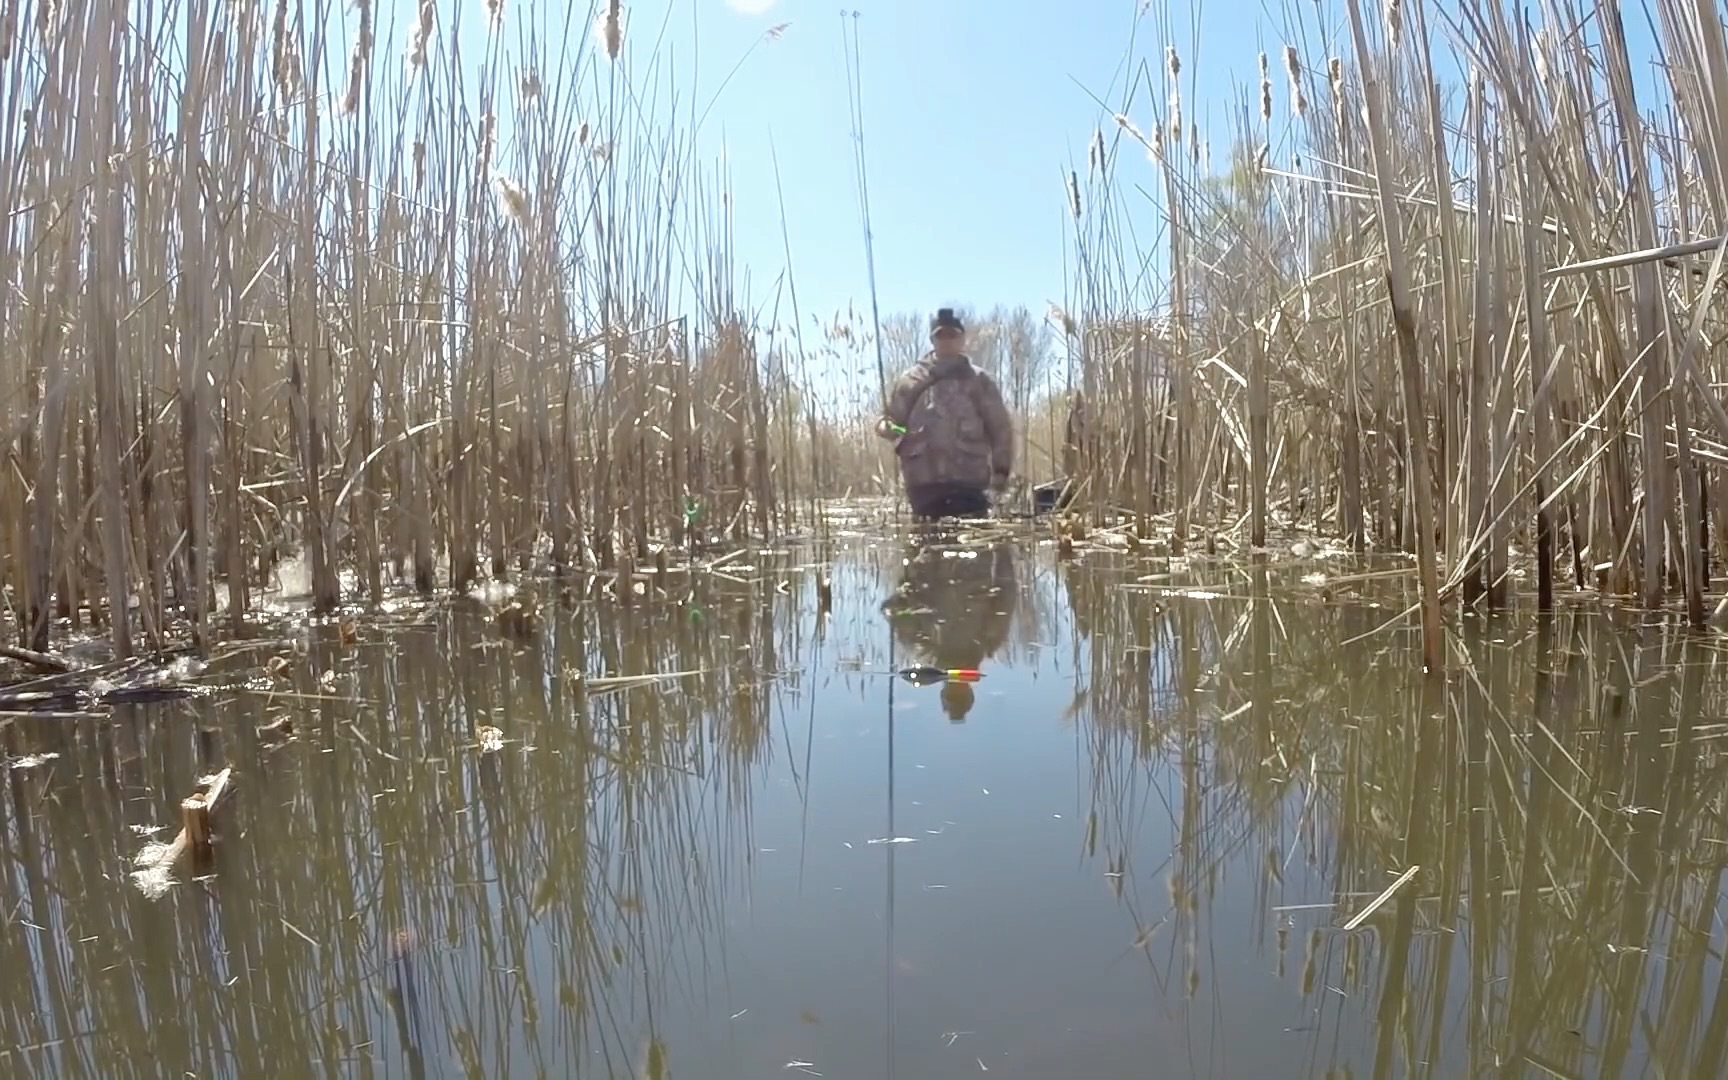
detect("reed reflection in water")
(1, 532), (1725, 1078)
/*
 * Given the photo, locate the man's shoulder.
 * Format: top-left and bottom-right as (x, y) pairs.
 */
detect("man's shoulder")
(896, 357), (937, 380)
(965, 363), (1003, 390)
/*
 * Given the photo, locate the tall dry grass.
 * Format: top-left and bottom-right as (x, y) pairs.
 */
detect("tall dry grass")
(0, 0), (812, 659)
(1064, 0), (1728, 651)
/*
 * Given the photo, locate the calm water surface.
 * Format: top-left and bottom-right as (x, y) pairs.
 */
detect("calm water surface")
(3, 526), (1725, 1079)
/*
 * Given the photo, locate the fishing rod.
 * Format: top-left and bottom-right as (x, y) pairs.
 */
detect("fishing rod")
(841, 12), (898, 1079)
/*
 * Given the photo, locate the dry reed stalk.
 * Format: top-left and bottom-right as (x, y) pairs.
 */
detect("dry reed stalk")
(1519, 80), (1556, 610)
(1341, 0), (1442, 668)
(1156, 130), (1191, 551)
(1460, 71), (1491, 606)
(1030, 0), (1728, 666)
(1598, 0), (1673, 610)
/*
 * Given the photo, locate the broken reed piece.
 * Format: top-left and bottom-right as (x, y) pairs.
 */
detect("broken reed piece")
(0, 643), (79, 674)
(178, 766), (234, 871)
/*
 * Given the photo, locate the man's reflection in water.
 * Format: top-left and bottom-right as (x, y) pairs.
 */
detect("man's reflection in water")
(881, 533), (1022, 722)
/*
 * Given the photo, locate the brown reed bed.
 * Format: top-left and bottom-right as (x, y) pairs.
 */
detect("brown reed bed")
(1056, 0), (1728, 664)
(0, 0), (818, 662)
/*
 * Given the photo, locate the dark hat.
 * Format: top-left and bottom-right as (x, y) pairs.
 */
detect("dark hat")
(930, 308), (965, 334)
(940, 680), (975, 722)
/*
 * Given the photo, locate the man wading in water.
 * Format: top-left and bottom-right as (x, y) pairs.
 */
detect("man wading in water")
(874, 308), (1014, 519)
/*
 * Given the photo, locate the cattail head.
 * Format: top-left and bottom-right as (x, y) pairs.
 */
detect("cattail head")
(340, 0), (373, 116)
(493, 174), (530, 226)
(1089, 128), (1105, 174)
(1329, 57), (1344, 125)
(272, 0), (299, 95)
(1113, 112), (1151, 152)
(1066, 170), (1081, 220)
(1284, 46), (1305, 118)
(484, 0), (503, 24)
(36, 0), (58, 42)
(578, 120), (590, 146)
(1259, 52), (1272, 125)
(1165, 48), (1184, 145)
(520, 66), (541, 101)
(477, 111), (496, 171)
(0, 0), (17, 63)
(599, 0), (623, 60)
(408, 0), (435, 68)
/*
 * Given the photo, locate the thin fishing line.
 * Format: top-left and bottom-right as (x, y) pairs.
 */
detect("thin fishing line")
(884, 577), (897, 1080)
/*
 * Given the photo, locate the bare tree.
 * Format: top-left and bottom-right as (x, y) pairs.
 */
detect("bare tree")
(877, 311), (928, 381)
(873, 306), (1049, 394)
(988, 304), (1053, 416)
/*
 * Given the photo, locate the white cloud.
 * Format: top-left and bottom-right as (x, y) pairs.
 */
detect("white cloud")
(725, 0), (778, 13)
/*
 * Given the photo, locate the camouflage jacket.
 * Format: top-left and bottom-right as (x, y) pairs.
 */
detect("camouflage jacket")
(882, 540), (1020, 671)
(876, 354), (1013, 491)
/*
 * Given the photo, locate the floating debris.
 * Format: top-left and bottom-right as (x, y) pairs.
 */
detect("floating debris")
(1340, 865), (1420, 931)
(131, 768), (236, 900)
(580, 669), (707, 693)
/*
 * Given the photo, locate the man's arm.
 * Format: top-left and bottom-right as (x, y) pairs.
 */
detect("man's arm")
(875, 365), (928, 439)
(976, 373), (1014, 483)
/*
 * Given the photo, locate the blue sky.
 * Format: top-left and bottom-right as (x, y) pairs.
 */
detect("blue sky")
(594, 0), (1665, 335)
(673, 0), (1248, 327)
(401, 0), (1304, 333)
(339, 0), (1667, 373)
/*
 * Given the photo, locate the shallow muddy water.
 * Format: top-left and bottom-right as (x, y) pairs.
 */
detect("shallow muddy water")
(2, 525), (1726, 1079)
